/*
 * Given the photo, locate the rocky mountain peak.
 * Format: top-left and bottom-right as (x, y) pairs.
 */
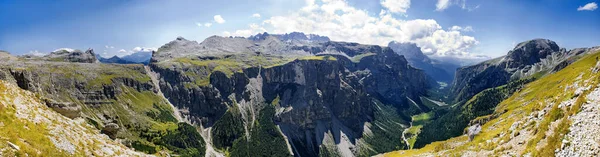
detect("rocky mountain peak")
(505, 38), (563, 67)
(44, 48), (98, 63)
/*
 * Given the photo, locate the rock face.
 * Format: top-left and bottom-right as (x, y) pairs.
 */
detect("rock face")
(388, 41), (457, 83)
(149, 33), (431, 156)
(451, 39), (598, 102)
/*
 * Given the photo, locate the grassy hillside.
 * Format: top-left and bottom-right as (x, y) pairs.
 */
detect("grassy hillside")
(384, 51), (600, 156)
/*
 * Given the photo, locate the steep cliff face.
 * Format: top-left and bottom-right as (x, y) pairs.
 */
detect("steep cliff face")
(149, 34), (431, 156)
(451, 39), (598, 102)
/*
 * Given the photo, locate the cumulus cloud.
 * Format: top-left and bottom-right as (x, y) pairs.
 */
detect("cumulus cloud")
(381, 0), (411, 14)
(578, 2), (598, 11)
(252, 13), (261, 18)
(226, 0), (482, 59)
(214, 15), (226, 24)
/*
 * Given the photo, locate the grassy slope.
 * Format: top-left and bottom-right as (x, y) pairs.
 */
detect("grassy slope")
(385, 51), (600, 156)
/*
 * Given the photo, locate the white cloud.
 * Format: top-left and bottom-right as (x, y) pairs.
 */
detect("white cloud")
(234, 0), (481, 59)
(28, 50), (47, 57)
(578, 2), (598, 11)
(111, 47), (156, 57)
(436, 0), (478, 11)
(436, 0), (451, 11)
(104, 45), (114, 49)
(214, 15), (226, 24)
(252, 13), (261, 18)
(197, 22), (213, 27)
(132, 47), (156, 53)
(449, 25), (473, 32)
(380, 0), (411, 14)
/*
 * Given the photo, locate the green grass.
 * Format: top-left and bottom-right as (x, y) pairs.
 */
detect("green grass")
(169, 55), (294, 87)
(411, 112), (433, 126)
(298, 55), (337, 61)
(351, 53), (376, 63)
(404, 112), (434, 149)
(0, 82), (73, 156)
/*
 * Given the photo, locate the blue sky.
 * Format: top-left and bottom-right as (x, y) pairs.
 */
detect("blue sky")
(0, 0), (598, 62)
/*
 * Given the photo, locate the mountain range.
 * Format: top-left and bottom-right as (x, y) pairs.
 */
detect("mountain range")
(96, 51), (152, 65)
(1, 32), (599, 157)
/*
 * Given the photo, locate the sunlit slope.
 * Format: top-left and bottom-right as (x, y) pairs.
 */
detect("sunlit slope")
(383, 51), (600, 157)
(0, 80), (147, 156)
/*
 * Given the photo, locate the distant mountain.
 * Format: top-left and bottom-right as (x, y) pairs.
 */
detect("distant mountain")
(388, 41), (459, 83)
(121, 51), (152, 63)
(96, 52), (151, 65)
(96, 55), (137, 64)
